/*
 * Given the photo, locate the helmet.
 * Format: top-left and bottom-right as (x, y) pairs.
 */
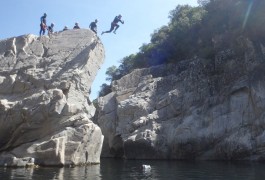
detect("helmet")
(51, 23), (54, 26)
(95, 19), (98, 23)
(118, 14), (122, 17)
(75, 22), (79, 25)
(44, 13), (47, 16)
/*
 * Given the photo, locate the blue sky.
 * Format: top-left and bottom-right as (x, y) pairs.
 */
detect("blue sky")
(0, 0), (198, 100)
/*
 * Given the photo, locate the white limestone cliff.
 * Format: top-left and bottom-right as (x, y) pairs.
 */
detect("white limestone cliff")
(0, 29), (104, 166)
(97, 48), (265, 160)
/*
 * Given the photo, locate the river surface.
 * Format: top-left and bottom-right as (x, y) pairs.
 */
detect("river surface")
(1, 159), (265, 180)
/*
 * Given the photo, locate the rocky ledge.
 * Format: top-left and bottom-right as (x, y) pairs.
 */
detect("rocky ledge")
(0, 29), (104, 166)
(97, 48), (265, 160)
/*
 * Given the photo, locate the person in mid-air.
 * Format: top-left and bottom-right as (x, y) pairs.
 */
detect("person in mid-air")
(47, 23), (55, 36)
(101, 14), (124, 35)
(39, 13), (47, 36)
(73, 22), (80, 29)
(89, 19), (98, 34)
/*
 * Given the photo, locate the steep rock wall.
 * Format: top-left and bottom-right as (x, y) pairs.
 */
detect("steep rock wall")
(0, 29), (104, 166)
(97, 48), (265, 160)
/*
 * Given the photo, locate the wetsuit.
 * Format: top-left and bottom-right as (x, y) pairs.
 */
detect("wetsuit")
(89, 21), (97, 34)
(102, 16), (123, 34)
(73, 25), (80, 29)
(39, 15), (47, 36)
(48, 26), (53, 35)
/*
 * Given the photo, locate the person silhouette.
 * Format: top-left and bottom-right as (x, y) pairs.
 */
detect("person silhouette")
(101, 14), (124, 35)
(89, 19), (98, 34)
(39, 13), (47, 36)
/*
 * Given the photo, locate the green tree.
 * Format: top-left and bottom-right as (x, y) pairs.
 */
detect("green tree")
(197, 0), (210, 7)
(98, 83), (111, 97)
(97, 0), (265, 98)
(166, 5), (206, 61)
(105, 65), (119, 81)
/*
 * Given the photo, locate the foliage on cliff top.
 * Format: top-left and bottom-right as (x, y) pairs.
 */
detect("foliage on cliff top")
(99, 0), (265, 96)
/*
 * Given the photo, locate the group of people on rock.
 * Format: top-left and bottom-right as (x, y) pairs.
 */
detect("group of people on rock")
(39, 13), (124, 36)
(61, 22), (81, 32)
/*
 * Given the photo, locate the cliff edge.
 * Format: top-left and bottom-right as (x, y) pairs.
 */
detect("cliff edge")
(0, 29), (104, 166)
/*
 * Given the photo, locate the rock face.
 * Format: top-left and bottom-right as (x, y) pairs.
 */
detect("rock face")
(0, 29), (104, 166)
(97, 48), (265, 160)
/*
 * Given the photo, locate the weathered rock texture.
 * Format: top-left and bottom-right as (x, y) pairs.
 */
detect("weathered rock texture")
(97, 47), (265, 160)
(0, 29), (104, 166)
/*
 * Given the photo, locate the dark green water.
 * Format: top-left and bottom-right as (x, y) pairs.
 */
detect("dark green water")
(1, 159), (265, 180)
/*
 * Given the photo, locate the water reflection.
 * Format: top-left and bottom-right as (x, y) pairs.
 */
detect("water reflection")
(53, 168), (64, 180)
(99, 159), (265, 180)
(10, 167), (34, 180)
(0, 164), (101, 180)
(65, 164), (101, 180)
(1, 160), (265, 180)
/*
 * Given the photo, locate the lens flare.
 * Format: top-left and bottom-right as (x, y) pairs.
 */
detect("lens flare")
(242, 0), (253, 30)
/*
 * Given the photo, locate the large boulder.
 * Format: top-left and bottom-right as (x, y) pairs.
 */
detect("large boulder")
(0, 29), (104, 166)
(97, 48), (265, 160)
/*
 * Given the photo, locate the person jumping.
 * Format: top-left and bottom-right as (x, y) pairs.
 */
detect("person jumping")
(39, 13), (47, 36)
(101, 14), (124, 35)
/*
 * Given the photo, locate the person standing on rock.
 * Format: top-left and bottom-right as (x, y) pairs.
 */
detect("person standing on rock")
(39, 13), (47, 36)
(101, 14), (124, 35)
(89, 19), (98, 34)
